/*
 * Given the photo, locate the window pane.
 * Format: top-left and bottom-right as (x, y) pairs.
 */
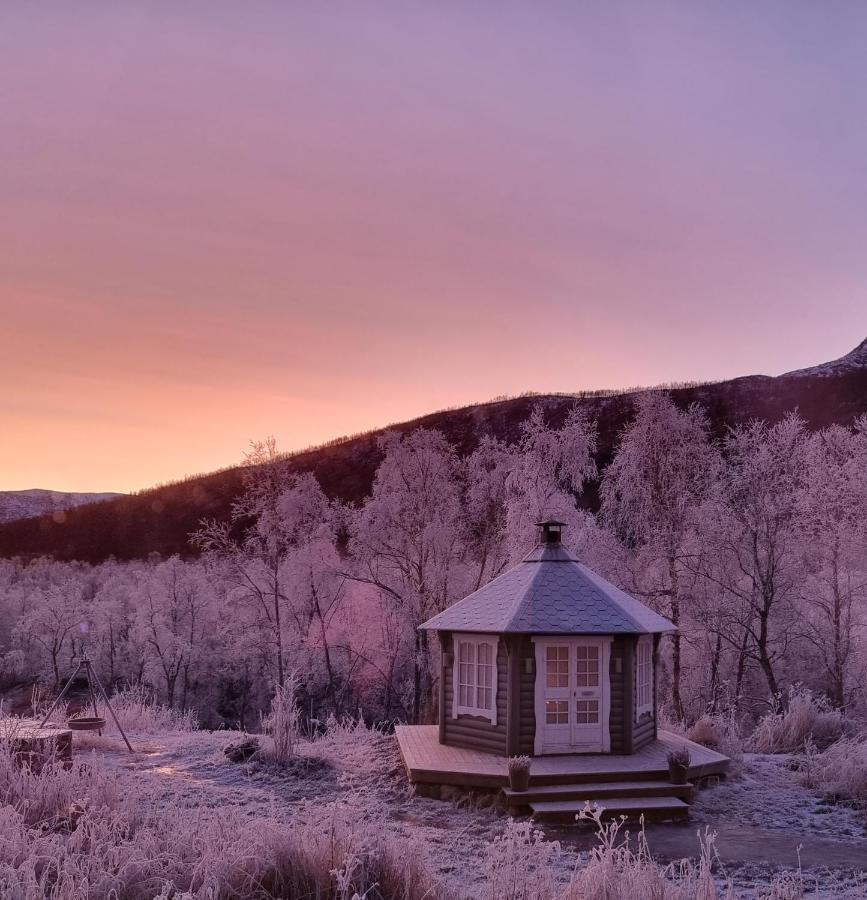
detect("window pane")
(576, 646), (599, 687)
(545, 699), (568, 725)
(576, 699), (599, 724)
(546, 646), (569, 688)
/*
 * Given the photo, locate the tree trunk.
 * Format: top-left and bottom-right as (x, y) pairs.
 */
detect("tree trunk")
(668, 558), (683, 719)
(708, 631), (723, 712)
(830, 546), (845, 709)
(272, 561), (285, 687)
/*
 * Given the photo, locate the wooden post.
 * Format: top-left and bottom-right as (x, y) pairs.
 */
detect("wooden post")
(438, 633), (449, 744)
(506, 635), (521, 757)
(623, 635), (636, 754)
(652, 634), (661, 741)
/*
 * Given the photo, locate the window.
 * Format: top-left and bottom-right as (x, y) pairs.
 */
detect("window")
(636, 637), (653, 717)
(453, 634), (498, 724)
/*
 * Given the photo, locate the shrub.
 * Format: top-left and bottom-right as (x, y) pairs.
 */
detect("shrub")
(749, 687), (845, 754)
(800, 736), (867, 805)
(223, 736), (261, 763)
(687, 712), (744, 762)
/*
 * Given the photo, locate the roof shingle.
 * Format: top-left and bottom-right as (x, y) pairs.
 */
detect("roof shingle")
(420, 544), (675, 635)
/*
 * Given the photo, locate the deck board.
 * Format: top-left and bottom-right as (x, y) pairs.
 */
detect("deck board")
(395, 725), (728, 788)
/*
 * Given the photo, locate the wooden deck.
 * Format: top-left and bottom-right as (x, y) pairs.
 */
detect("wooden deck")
(396, 725), (729, 789)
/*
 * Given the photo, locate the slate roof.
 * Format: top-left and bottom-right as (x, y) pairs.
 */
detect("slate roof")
(420, 543), (675, 635)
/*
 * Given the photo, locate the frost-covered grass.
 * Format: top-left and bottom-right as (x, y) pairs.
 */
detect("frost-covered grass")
(484, 812), (731, 900)
(261, 673), (302, 765)
(801, 736), (867, 807)
(108, 683), (198, 734)
(2, 715), (864, 899)
(749, 688), (845, 754)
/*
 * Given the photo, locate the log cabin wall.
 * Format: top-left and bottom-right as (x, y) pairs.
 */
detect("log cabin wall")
(440, 632), (508, 755)
(516, 635), (536, 756)
(608, 636), (628, 754)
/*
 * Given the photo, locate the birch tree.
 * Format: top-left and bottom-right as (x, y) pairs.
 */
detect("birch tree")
(505, 404), (598, 556)
(797, 421), (867, 708)
(704, 415), (810, 702)
(349, 428), (466, 723)
(601, 392), (721, 718)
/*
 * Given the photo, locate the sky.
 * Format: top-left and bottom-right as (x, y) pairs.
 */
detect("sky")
(2, 3), (866, 493)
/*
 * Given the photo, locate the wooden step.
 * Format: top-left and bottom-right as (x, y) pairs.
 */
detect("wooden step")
(529, 795), (689, 824)
(503, 779), (693, 805)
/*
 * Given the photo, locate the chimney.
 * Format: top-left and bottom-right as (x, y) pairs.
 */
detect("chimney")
(536, 519), (565, 546)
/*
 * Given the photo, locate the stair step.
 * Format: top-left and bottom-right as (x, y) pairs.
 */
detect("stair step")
(503, 780), (692, 804)
(529, 795), (689, 824)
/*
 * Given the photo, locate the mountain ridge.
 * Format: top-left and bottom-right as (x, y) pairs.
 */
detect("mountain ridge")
(0, 489), (124, 526)
(1, 339), (865, 563)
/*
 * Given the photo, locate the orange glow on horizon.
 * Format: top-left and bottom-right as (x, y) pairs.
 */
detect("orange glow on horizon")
(2, 5), (865, 492)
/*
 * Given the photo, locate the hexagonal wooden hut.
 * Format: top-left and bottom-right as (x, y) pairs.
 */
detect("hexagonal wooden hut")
(420, 521), (675, 758)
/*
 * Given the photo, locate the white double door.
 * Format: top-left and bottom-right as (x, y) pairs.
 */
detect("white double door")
(534, 637), (611, 754)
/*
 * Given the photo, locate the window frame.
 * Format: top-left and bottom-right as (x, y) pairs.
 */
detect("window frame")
(636, 635), (654, 718)
(451, 633), (499, 725)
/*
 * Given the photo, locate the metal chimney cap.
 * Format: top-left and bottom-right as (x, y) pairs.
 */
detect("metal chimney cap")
(535, 520), (566, 544)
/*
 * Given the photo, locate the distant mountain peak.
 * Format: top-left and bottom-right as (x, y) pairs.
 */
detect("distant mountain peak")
(0, 489), (123, 525)
(783, 338), (867, 378)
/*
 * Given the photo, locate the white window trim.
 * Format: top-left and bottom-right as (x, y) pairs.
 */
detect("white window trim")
(452, 633), (498, 725)
(636, 635), (654, 719)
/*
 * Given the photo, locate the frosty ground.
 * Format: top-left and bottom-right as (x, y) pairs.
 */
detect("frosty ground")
(79, 727), (867, 898)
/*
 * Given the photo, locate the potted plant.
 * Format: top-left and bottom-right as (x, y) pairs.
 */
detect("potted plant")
(667, 747), (691, 785)
(508, 755), (531, 792)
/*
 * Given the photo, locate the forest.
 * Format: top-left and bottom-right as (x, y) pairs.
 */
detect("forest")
(2, 393), (866, 735)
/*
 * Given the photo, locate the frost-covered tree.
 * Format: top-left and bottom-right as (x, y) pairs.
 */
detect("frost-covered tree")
(194, 438), (298, 687)
(702, 415), (810, 702)
(463, 435), (515, 590)
(797, 421), (867, 708)
(133, 557), (213, 708)
(277, 475), (349, 713)
(349, 429), (467, 723)
(601, 392), (721, 717)
(14, 578), (87, 687)
(505, 405), (597, 557)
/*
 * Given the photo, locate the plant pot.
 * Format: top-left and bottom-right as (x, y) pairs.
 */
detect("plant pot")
(509, 768), (531, 792)
(668, 762), (689, 785)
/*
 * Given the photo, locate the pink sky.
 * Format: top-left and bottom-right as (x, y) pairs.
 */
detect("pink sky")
(2, 4), (866, 492)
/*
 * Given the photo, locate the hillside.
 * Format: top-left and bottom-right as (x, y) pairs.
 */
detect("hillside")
(0, 489), (123, 525)
(2, 342), (866, 563)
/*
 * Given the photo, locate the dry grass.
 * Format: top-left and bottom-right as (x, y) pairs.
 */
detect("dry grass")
(481, 808), (810, 899)
(749, 688), (845, 754)
(262, 673), (303, 765)
(108, 684), (198, 734)
(800, 735), (867, 806)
